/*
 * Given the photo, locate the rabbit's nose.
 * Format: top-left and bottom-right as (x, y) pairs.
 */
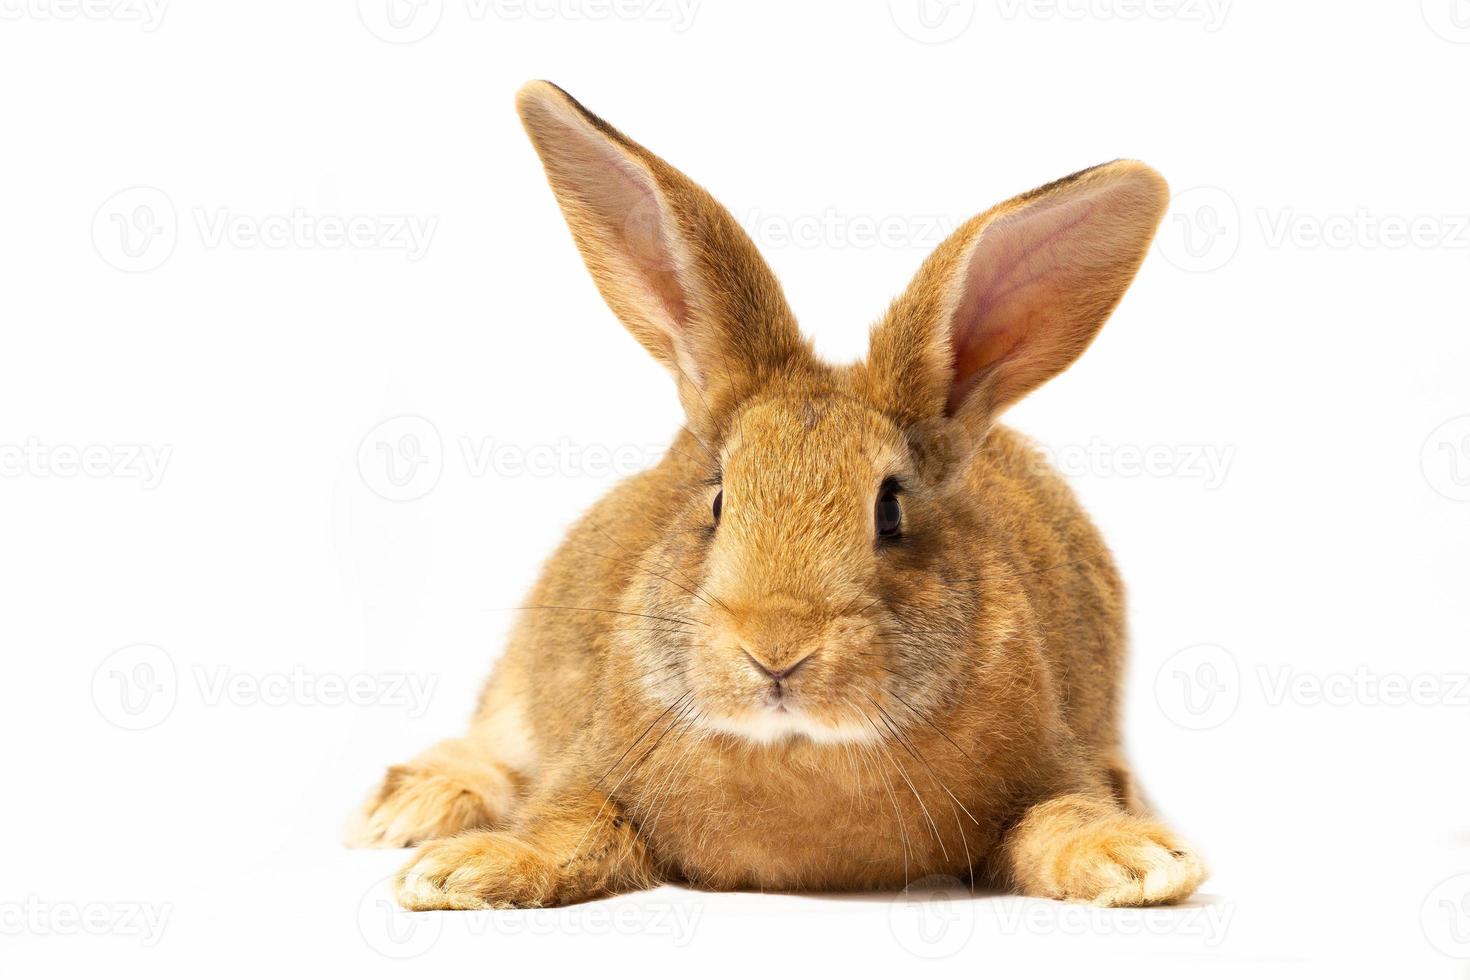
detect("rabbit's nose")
(741, 645), (816, 682)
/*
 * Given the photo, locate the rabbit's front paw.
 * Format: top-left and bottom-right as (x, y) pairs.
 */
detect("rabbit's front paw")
(1006, 795), (1207, 907)
(395, 831), (554, 910)
(346, 739), (519, 848)
(1048, 826), (1206, 906)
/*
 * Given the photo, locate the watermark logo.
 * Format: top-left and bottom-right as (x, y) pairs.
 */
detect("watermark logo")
(1258, 666), (1470, 709)
(1158, 655), (1470, 729)
(740, 208), (956, 252)
(487, 0), (700, 32)
(887, 875), (976, 958)
(358, 415), (444, 502)
(1155, 186), (1240, 273)
(0, 0), (168, 30)
(0, 897), (172, 946)
(0, 438), (172, 489)
(1257, 208), (1470, 251)
(1422, 0), (1470, 43)
(92, 646), (438, 729)
(359, 0), (699, 42)
(355, 879), (701, 955)
(92, 188), (436, 272)
(91, 644), (178, 731)
(889, 0), (976, 43)
(471, 901), (703, 942)
(193, 665), (437, 717)
(1422, 873), (1470, 958)
(1422, 415), (1470, 502)
(92, 186), (177, 273)
(1154, 643), (1240, 730)
(193, 208), (435, 259)
(357, 0), (444, 43)
(1033, 439), (1235, 489)
(991, 897), (1234, 944)
(356, 415), (668, 501)
(357, 876), (442, 958)
(994, 0), (1230, 31)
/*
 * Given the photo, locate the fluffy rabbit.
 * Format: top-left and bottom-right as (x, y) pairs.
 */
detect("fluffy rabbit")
(348, 80), (1206, 910)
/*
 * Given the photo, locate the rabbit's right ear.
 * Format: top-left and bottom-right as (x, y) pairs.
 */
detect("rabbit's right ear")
(865, 161), (1169, 438)
(516, 82), (812, 433)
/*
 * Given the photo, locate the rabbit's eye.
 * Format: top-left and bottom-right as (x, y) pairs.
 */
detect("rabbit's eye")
(876, 480), (903, 539)
(712, 489), (723, 524)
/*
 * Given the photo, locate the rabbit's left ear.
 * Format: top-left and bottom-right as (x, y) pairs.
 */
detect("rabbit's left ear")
(866, 161), (1169, 434)
(516, 81), (813, 433)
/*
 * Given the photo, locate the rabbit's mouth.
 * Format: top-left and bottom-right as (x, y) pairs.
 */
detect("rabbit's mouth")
(697, 691), (880, 746)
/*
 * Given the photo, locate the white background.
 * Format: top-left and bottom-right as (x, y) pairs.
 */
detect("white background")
(3, 1), (1468, 976)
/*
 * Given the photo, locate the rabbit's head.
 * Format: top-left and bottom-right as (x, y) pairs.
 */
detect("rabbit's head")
(517, 82), (1168, 745)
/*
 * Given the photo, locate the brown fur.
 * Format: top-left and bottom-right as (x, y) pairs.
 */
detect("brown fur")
(346, 81), (1206, 909)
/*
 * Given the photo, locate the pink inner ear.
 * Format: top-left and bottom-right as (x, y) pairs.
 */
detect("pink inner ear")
(946, 193), (1101, 414)
(572, 141), (692, 337)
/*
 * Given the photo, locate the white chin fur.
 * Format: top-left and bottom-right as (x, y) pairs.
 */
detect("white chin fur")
(700, 706), (878, 746)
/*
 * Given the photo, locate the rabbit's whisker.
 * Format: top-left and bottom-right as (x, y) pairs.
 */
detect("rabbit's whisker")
(587, 519), (730, 614)
(851, 713), (912, 890)
(512, 604), (708, 629)
(572, 693), (696, 863)
(866, 710), (948, 862)
(566, 546), (723, 612)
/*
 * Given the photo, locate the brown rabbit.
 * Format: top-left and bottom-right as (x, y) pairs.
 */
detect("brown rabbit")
(347, 80), (1207, 910)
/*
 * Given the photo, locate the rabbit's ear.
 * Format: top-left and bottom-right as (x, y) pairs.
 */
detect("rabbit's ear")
(516, 81), (812, 430)
(867, 161), (1168, 434)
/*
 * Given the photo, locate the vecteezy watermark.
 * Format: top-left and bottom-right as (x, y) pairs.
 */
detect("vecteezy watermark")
(994, 0), (1230, 31)
(0, 897), (172, 946)
(1257, 208), (1470, 251)
(356, 874), (703, 958)
(887, 876), (976, 958)
(1423, 873), (1470, 958)
(1155, 186), (1241, 273)
(1258, 666), (1470, 709)
(887, 877), (1233, 955)
(1032, 439), (1235, 489)
(0, 438), (172, 489)
(92, 644), (178, 731)
(465, 901), (703, 943)
(0, 0), (168, 30)
(1421, 415), (1470, 502)
(92, 186), (177, 273)
(92, 645), (439, 730)
(357, 0), (700, 43)
(357, 875), (442, 959)
(92, 186), (436, 272)
(889, 0), (977, 43)
(1421, 0), (1470, 43)
(1153, 643), (1242, 730)
(740, 208), (958, 252)
(357, 414), (668, 502)
(357, 415), (443, 502)
(193, 665), (437, 716)
(990, 897), (1235, 945)
(1156, 645), (1470, 730)
(193, 208), (435, 259)
(1157, 188), (1470, 274)
(357, 0), (444, 43)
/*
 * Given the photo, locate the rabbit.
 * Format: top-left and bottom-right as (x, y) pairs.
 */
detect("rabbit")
(346, 80), (1207, 911)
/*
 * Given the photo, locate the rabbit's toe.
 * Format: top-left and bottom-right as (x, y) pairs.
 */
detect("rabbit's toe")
(1048, 823), (1207, 906)
(1006, 795), (1208, 906)
(395, 832), (550, 910)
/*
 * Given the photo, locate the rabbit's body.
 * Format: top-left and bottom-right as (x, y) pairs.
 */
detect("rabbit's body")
(349, 82), (1206, 909)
